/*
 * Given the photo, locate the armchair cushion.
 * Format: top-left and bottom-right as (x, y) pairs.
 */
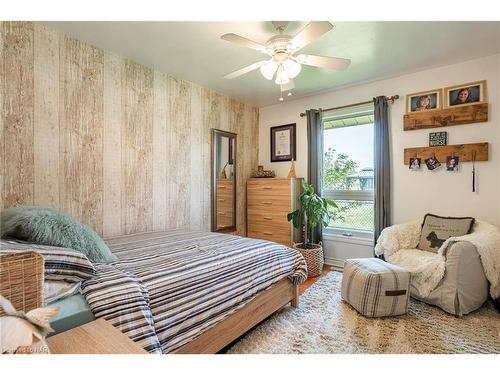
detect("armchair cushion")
(387, 249), (445, 298)
(374, 220), (421, 259)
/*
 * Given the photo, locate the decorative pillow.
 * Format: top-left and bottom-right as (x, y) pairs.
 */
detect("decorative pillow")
(417, 213), (475, 253)
(0, 239), (97, 282)
(0, 207), (116, 263)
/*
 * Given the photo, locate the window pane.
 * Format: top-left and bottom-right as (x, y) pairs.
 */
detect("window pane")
(328, 200), (374, 231)
(323, 122), (374, 191)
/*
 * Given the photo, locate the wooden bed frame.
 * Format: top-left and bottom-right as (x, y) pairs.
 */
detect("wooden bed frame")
(172, 278), (299, 354)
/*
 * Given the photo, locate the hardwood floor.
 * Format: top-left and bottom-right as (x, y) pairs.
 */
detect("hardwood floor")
(299, 265), (336, 295)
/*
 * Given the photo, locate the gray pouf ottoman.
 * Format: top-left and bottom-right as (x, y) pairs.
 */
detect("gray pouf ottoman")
(341, 258), (411, 318)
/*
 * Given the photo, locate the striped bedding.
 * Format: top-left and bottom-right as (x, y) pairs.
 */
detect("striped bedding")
(81, 230), (308, 353)
(0, 239), (96, 282)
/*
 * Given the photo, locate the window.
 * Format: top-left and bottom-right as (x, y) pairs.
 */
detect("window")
(322, 104), (374, 238)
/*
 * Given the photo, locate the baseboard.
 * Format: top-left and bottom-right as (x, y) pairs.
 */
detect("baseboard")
(324, 256), (344, 271)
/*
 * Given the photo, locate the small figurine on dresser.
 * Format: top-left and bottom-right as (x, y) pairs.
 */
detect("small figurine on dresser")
(287, 160), (297, 178)
(252, 165), (276, 178)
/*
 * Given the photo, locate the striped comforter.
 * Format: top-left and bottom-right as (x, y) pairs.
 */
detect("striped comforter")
(81, 230), (307, 353)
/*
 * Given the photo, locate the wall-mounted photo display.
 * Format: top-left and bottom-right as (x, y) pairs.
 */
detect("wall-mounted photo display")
(429, 131), (447, 147)
(446, 156), (460, 172)
(409, 158), (421, 171)
(444, 80), (487, 108)
(425, 156), (441, 171)
(406, 88), (442, 113)
(270, 123), (296, 162)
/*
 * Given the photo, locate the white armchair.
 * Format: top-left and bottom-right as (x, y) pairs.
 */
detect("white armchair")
(375, 220), (499, 316)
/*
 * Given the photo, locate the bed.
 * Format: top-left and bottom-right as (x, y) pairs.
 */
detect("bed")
(4, 230), (307, 353)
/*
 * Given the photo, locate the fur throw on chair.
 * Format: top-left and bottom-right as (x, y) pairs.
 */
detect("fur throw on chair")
(375, 220), (500, 299)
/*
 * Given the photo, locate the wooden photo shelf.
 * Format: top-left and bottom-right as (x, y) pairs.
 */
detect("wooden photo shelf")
(403, 103), (488, 131)
(404, 142), (488, 165)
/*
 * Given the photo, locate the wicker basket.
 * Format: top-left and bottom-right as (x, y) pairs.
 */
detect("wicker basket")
(293, 243), (324, 278)
(0, 251), (44, 315)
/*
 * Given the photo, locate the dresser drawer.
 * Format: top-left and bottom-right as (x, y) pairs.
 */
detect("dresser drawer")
(247, 230), (291, 247)
(216, 198), (233, 210)
(247, 223), (291, 238)
(247, 181), (291, 198)
(247, 196), (291, 212)
(247, 210), (290, 226)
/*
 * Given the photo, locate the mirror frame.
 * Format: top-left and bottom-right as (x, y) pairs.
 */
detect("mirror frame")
(211, 129), (237, 233)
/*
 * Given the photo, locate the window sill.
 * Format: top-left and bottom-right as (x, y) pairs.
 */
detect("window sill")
(323, 229), (374, 246)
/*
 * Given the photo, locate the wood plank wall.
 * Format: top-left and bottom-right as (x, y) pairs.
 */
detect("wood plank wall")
(0, 22), (259, 237)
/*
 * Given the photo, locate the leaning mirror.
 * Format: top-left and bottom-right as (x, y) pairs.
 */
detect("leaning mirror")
(211, 129), (237, 232)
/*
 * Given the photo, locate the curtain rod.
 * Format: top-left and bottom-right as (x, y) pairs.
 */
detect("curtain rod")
(299, 95), (400, 117)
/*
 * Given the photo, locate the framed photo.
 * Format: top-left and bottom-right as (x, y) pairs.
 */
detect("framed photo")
(409, 158), (421, 171)
(406, 88), (442, 113)
(425, 156), (441, 171)
(444, 80), (487, 108)
(429, 131), (448, 147)
(446, 156), (460, 172)
(270, 123), (296, 162)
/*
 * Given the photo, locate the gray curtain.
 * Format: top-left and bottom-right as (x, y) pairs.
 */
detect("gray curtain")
(306, 109), (323, 244)
(373, 96), (391, 246)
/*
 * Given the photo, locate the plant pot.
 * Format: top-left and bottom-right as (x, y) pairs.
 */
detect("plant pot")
(293, 242), (324, 278)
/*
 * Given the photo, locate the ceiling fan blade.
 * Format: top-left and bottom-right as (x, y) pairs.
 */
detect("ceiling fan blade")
(296, 54), (351, 71)
(221, 33), (267, 53)
(223, 60), (267, 79)
(281, 79), (295, 91)
(291, 21), (333, 51)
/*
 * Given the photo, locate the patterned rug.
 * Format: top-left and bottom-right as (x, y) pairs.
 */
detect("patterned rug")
(227, 271), (500, 354)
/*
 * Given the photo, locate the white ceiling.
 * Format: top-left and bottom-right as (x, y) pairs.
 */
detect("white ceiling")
(40, 21), (500, 107)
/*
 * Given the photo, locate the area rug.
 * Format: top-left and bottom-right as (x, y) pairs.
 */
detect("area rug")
(227, 272), (500, 354)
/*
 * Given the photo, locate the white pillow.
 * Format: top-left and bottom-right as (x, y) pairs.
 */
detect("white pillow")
(44, 280), (81, 304)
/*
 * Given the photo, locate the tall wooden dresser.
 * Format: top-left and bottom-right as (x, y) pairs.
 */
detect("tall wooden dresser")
(247, 178), (303, 247)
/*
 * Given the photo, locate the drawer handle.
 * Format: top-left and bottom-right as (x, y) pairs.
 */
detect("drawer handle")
(217, 198), (225, 202)
(264, 216), (273, 220)
(219, 186), (226, 189)
(263, 231), (273, 235)
(263, 186), (273, 190)
(263, 202), (273, 205)
(219, 212), (226, 215)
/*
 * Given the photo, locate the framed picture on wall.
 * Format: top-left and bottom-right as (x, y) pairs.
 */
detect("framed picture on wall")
(429, 131), (448, 147)
(406, 88), (442, 113)
(444, 80), (487, 108)
(270, 123), (296, 162)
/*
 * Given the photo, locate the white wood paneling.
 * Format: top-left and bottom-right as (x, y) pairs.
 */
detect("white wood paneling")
(0, 21), (259, 236)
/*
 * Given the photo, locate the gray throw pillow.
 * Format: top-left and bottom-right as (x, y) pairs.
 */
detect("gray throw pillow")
(0, 206), (117, 263)
(417, 213), (475, 253)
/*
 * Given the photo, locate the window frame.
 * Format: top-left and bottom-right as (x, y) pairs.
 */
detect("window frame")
(321, 105), (375, 239)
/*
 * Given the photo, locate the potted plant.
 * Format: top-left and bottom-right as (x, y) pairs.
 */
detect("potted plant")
(287, 181), (337, 278)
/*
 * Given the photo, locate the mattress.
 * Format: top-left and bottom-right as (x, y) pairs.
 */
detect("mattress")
(81, 230), (308, 353)
(47, 293), (95, 335)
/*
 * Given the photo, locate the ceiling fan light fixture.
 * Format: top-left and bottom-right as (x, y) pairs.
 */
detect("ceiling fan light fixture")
(275, 65), (290, 85)
(260, 60), (278, 80)
(283, 59), (301, 79)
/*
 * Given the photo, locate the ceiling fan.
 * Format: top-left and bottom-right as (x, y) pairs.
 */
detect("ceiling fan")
(221, 21), (351, 98)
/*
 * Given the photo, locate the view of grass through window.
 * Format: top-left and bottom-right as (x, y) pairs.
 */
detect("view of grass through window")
(323, 114), (374, 232)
